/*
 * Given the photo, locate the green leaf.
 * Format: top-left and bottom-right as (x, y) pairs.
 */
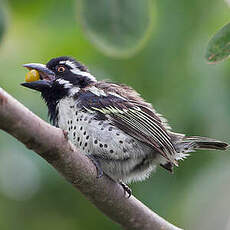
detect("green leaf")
(205, 23), (230, 64)
(76, 0), (155, 58)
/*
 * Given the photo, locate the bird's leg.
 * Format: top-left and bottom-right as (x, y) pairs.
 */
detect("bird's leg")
(87, 155), (131, 197)
(119, 181), (132, 198)
(86, 154), (104, 178)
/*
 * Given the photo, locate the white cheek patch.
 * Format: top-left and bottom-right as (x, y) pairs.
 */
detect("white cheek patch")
(70, 68), (96, 82)
(59, 60), (76, 69)
(56, 79), (73, 88)
(59, 60), (97, 82)
(88, 86), (107, 96)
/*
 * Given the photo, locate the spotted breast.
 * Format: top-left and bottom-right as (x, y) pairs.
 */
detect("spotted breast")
(57, 96), (164, 183)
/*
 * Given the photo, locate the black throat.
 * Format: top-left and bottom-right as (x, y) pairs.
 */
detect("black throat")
(41, 77), (94, 126)
(41, 83), (69, 126)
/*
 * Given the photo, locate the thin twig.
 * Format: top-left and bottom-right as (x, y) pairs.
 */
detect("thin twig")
(0, 87), (183, 230)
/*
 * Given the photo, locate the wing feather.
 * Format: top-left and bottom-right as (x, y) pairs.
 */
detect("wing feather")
(76, 89), (177, 164)
(127, 108), (175, 152)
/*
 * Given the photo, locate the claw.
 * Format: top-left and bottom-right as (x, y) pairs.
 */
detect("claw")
(62, 130), (68, 139)
(86, 155), (103, 178)
(119, 181), (132, 198)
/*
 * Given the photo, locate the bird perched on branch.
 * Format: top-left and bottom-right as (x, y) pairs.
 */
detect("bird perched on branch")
(21, 56), (229, 197)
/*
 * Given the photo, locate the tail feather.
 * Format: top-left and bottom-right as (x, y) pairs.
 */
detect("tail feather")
(176, 136), (229, 152)
(161, 135), (228, 172)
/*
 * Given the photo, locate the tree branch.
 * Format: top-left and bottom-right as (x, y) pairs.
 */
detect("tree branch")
(0, 87), (183, 230)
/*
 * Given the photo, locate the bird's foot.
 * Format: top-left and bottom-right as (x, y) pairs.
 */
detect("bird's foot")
(86, 155), (103, 178)
(119, 181), (132, 198)
(62, 130), (68, 139)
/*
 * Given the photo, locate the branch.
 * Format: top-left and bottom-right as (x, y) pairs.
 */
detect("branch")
(0, 87), (183, 230)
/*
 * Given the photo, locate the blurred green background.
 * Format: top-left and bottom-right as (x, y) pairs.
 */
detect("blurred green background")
(0, 0), (230, 229)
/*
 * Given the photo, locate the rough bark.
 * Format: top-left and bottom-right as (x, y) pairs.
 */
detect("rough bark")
(0, 87), (183, 230)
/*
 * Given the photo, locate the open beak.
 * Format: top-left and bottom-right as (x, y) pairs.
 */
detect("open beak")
(21, 63), (55, 92)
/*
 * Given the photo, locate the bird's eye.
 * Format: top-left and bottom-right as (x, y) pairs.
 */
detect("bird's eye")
(57, 66), (66, 73)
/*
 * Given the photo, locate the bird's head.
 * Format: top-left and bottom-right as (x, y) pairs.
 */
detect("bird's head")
(21, 56), (96, 93)
(21, 56), (96, 124)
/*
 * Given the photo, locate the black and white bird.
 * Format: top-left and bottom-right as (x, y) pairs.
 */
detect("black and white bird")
(21, 56), (228, 196)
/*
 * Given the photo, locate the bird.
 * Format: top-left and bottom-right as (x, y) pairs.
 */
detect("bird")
(21, 56), (229, 197)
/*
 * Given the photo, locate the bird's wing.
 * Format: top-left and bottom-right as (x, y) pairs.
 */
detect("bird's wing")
(76, 89), (177, 164)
